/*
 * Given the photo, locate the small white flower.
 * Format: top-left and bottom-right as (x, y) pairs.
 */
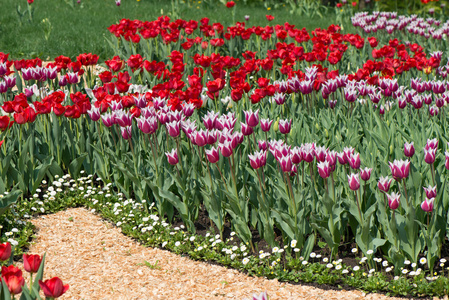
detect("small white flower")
(189, 236), (195, 242)
(411, 263), (416, 268)
(175, 241), (181, 247)
(367, 250), (374, 255)
(420, 257), (427, 265)
(351, 248), (358, 253)
(353, 266), (360, 271)
(302, 260), (308, 265)
(382, 261), (389, 267)
(342, 269), (349, 274)
(402, 269), (409, 274)
(369, 268), (375, 274)
(294, 248), (300, 252)
(323, 257), (329, 263)
(162, 241), (168, 248)
(272, 247), (279, 253)
(326, 263), (333, 269)
(404, 259), (411, 265)
(310, 252), (316, 258)
(242, 258), (250, 265)
(290, 239), (297, 248)
(336, 265), (342, 270)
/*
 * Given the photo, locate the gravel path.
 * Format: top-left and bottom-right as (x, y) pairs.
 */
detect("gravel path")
(22, 207), (409, 300)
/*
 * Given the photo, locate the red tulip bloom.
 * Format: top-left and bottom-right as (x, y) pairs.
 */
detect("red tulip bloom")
(266, 15), (274, 22)
(23, 254), (42, 273)
(0, 242), (11, 261)
(226, 1), (235, 8)
(27, 0), (33, 4)
(39, 277), (69, 298)
(3, 273), (24, 295)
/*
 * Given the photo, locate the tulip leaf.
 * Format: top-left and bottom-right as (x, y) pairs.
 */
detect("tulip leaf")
(1, 277), (11, 300)
(0, 189), (21, 219)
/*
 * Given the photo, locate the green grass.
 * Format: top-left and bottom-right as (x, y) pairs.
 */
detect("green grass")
(0, 0), (336, 61)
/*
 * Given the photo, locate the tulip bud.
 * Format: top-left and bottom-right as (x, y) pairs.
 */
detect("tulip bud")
(166, 120), (181, 138)
(378, 176), (393, 192)
(219, 141), (233, 157)
(348, 152), (361, 169)
(279, 155), (293, 173)
(244, 109), (259, 127)
(240, 122), (254, 136)
(23, 254), (42, 274)
(121, 125), (132, 140)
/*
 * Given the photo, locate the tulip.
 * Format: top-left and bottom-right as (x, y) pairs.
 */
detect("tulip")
(348, 173), (360, 191)
(317, 161), (331, 178)
(23, 254), (42, 273)
(153, 97), (166, 110)
(120, 125), (132, 140)
(116, 0), (121, 6)
(300, 143), (315, 163)
(194, 129), (207, 147)
(202, 112), (217, 130)
(260, 118), (273, 132)
(279, 119), (292, 134)
(279, 155), (292, 173)
(206, 129), (217, 145)
(3, 273), (24, 295)
(348, 152), (360, 169)
(389, 159), (410, 181)
(423, 185), (437, 199)
(429, 105), (439, 117)
(87, 106), (101, 122)
(290, 146), (302, 164)
(39, 277), (69, 299)
(166, 120), (181, 138)
(273, 92), (285, 105)
(165, 148), (179, 165)
(205, 147), (219, 163)
(314, 146), (327, 163)
(326, 150), (337, 167)
(0, 242), (11, 261)
(337, 152), (346, 165)
(360, 167), (372, 181)
(114, 109), (133, 127)
(244, 109), (259, 127)
(387, 192), (401, 210)
(404, 142), (415, 158)
(219, 141), (233, 157)
(101, 112), (114, 127)
(421, 197), (434, 212)
(424, 147), (436, 164)
(258, 140), (268, 151)
(425, 138), (438, 150)
(182, 103), (195, 117)
(240, 122), (254, 136)
(0, 82), (7, 94)
(378, 176), (393, 193)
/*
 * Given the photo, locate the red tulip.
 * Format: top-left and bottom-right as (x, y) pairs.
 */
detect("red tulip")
(266, 15), (274, 21)
(3, 273), (24, 295)
(39, 277), (69, 298)
(0, 242), (11, 261)
(23, 254), (42, 273)
(226, 1), (235, 8)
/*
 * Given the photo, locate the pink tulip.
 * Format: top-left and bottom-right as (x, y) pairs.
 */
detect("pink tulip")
(258, 140), (268, 151)
(389, 159), (410, 181)
(348, 173), (360, 191)
(165, 148), (179, 165)
(445, 151), (449, 170)
(290, 146), (302, 164)
(121, 125), (132, 140)
(300, 143), (315, 163)
(219, 141), (233, 157)
(166, 120), (181, 138)
(425, 138), (438, 150)
(314, 146), (327, 163)
(348, 152), (361, 170)
(424, 147), (436, 164)
(244, 109), (259, 127)
(421, 197), (434, 212)
(423, 185), (437, 199)
(182, 103), (196, 117)
(205, 147), (220, 163)
(279, 155), (293, 173)
(279, 119), (292, 134)
(387, 192), (401, 210)
(360, 167), (372, 181)
(260, 118), (273, 132)
(241, 122), (254, 136)
(378, 176), (393, 193)
(317, 161), (331, 178)
(404, 141), (415, 158)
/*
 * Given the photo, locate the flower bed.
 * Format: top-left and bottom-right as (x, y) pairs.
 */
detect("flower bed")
(0, 9), (449, 298)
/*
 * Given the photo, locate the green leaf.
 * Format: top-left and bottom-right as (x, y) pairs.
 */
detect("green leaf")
(68, 153), (88, 178)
